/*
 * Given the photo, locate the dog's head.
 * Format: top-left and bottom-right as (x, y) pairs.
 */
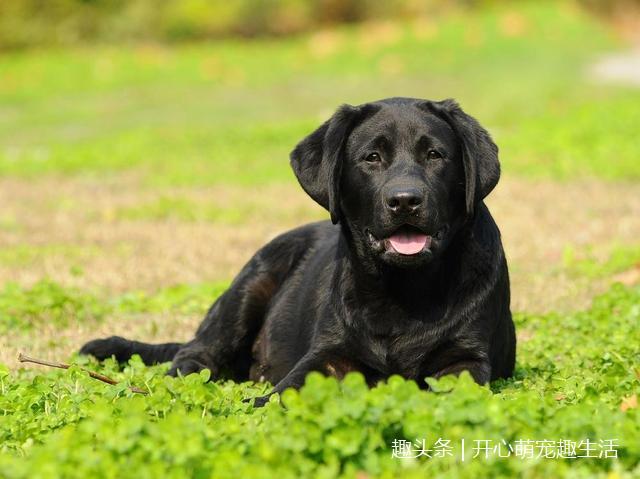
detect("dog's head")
(290, 97), (500, 269)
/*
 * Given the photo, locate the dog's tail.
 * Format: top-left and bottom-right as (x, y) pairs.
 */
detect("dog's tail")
(79, 336), (182, 365)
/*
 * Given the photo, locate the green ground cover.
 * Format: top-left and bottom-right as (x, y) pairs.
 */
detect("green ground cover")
(0, 284), (638, 477)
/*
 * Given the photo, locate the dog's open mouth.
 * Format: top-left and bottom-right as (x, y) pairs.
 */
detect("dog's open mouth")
(385, 225), (432, 255)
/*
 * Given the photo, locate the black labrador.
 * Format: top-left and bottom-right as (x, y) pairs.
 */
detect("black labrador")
(81, 97), (516, 405)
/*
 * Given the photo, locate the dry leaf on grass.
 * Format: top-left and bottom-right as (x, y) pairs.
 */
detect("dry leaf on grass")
(620, 394), (638, 412)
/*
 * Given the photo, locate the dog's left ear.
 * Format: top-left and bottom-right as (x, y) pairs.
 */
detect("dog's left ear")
(290, 104), (378, 224)
(422, 99), (500, 216)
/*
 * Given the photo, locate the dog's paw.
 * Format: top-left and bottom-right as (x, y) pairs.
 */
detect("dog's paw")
(243, 393), (274, 408)
(166, 358), (209, 378)
(79, 336), (131, 361)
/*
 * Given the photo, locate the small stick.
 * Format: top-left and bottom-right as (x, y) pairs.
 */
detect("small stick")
(18, 353), (148, 395)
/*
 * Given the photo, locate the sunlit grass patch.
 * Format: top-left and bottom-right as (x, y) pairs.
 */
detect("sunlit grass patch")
(0, 279), (228, 334)
(499, 91), (640, 179)
(563, 243), (640, 280)
(0, 243), (100, 268)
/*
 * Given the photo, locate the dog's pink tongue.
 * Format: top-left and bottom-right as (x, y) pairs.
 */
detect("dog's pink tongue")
(388, 231), (430, 255)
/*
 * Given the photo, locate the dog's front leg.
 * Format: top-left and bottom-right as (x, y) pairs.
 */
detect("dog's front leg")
(166, 340), (219, 377)
(432, 358), (492, 385)
(248, 351), (329, 407)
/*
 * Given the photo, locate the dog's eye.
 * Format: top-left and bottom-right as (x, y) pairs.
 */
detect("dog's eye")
(427, 149), (443, 160)
(365, 152), (382, 163)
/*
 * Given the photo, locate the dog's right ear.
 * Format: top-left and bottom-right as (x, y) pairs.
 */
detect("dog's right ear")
(422, 99), (500, 217)
(290, 104), (378, 224)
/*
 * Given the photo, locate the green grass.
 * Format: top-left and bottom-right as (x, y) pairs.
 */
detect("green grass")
(0, 283), (638, 478)
(0, 244), (101, 269)
(500, 93), (640, 180)
(563, 244), (640, 279)
(1, 2), (639, 185)
(0, 279), (228, 333)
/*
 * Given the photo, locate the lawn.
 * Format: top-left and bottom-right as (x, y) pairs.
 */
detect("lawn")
(0, 2), (639, 477)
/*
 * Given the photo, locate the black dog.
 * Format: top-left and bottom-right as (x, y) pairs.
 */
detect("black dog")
(81, 97), (516, 405)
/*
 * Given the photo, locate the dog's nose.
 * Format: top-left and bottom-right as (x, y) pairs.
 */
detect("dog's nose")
(384, 188), (423, 214)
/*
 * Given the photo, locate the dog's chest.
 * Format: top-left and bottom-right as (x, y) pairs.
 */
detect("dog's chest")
(349, 326), (433, 379)
(347, 298), (443, 369)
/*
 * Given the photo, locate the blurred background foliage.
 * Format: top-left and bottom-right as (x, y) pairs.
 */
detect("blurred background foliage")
(1, 0), (639, 50)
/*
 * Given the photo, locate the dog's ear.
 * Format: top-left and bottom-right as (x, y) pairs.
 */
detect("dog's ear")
(290, 104), (377, 224)
(422, 99), (500, 216)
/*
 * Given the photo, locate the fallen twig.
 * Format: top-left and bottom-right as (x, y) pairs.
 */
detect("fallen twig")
(18, 353), (148, 395)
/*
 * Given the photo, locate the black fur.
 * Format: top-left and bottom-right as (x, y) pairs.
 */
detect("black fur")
(80, 97), (516, 406)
